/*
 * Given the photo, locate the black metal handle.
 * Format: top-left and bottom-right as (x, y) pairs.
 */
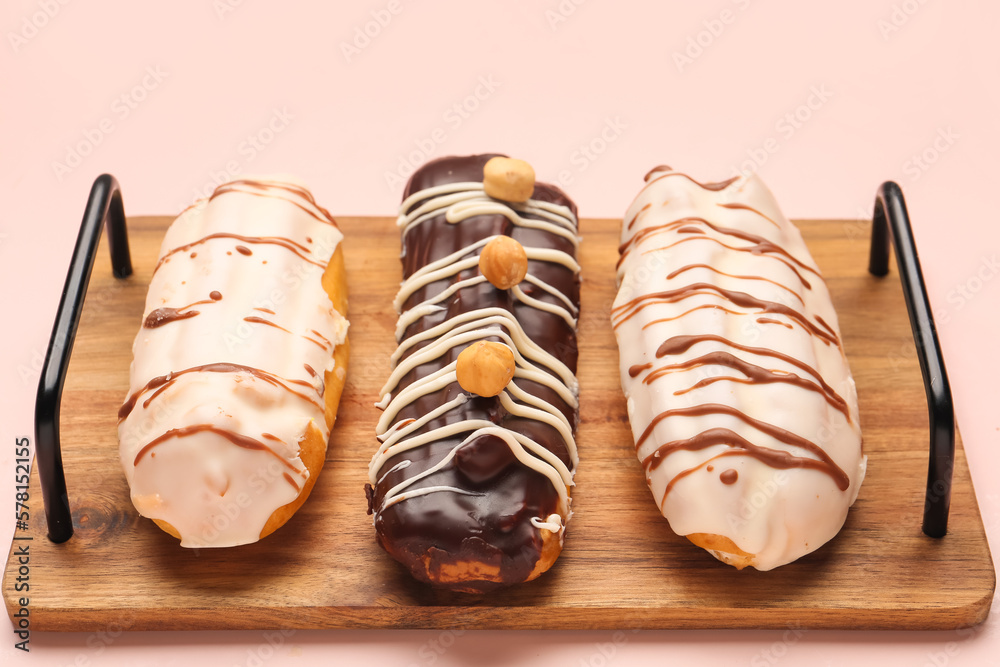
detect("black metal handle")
(36, 174), (131, 543)
(869, 181), (954, 538)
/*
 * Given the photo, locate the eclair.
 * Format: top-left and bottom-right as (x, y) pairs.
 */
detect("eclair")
(118, 177), (349, 548)
(612, 166), (866, 570)
(367, 155), (580, 592)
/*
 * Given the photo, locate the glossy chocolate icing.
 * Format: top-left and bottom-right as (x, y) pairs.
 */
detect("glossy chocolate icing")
(370, 154), (579, 591)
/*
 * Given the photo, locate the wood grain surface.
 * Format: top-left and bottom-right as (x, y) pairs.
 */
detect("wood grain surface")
(3, 215), (994, 631)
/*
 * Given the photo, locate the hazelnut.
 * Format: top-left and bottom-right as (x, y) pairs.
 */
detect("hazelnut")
(483, 157), (535, 203)
(456, 341), (515, 397)
(479, 236), (528, 290)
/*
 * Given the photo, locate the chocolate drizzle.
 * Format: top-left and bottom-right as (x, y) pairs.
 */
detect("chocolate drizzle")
(617, 216), (819, 289)
(143, 291), (224, 329)
(209, 179), (340, 228)
(282, 472), (301, 492)
(133, 423), (302, 472)
(635, 304), (746, 331)
(118, 362), (323, 423)
(655, 333), (834, 381)
(372, 154), (580, 591)
(626, 202), (652, 231)
(757, 317), (793, 330)
(612, 282), (839, 346)
(643, 164), (739, 192)
(644, 165), (672, 182)
(154, 233), (323, 274)
(643, 350), (849, 418)
(309, 329), (333, 348)
(637, 406), (849, 491)
(614, 166), (859, 514)
(243, 315), (291, 333)
(144, 308), (199, 328)
(665, 264), (804, 306)
(642, 165), (737, 192)
(717, 202), (779, 228)
(628, 362), (653, 378)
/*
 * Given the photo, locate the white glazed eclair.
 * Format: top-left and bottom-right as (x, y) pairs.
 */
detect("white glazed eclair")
(612, 165), (866, 570)
(118, 177), (349, 548)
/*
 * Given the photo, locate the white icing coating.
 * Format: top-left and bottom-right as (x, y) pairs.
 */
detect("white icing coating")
(612, 166), (866, 570)
(118, 176), (348, 548)
(371, 179), (580, 538)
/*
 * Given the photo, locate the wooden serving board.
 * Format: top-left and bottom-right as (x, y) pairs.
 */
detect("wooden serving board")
(3, 216), (994, 631)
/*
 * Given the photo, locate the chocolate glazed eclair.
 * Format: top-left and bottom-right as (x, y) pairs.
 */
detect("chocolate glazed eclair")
(366, 154), (581, 593)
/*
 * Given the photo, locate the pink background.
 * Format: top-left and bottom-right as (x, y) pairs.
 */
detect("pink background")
(2, 0), (999, 664)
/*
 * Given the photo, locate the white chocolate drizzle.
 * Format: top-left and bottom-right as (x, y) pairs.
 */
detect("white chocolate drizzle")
(371, 177), (580, 535)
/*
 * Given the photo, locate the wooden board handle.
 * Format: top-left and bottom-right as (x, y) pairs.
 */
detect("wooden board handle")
(35, 174), (132, 543)
(869, 181), (955, 538)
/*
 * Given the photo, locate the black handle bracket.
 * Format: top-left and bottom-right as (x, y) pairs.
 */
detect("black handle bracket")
(869, 181), (955, 538)
(35, 174), (131, 543)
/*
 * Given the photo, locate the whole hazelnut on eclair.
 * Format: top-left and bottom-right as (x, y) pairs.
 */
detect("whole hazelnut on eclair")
(479, 235), (528, 290)
(483, 156), (535, 203)
(456, 340), (515, 397)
